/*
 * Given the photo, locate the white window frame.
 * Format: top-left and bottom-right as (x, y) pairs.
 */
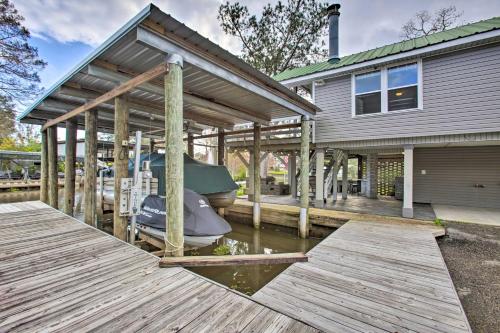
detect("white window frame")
(351, 59), (423, 117)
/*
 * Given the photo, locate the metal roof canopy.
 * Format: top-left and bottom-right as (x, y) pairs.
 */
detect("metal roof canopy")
(19, 4), (319, 137)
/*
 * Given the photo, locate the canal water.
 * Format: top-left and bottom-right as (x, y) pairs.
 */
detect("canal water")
(0, 190), (325, 295)
(186, 221), (323, 295)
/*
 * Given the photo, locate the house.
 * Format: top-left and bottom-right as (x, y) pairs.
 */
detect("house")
(276, 4), (500, 217)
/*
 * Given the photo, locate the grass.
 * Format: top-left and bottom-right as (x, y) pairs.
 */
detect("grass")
(434, 218), (444, 226)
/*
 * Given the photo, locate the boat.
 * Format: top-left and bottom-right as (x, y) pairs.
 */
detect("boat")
(129, 153), (239, 208)
(135, 189), (232, 248)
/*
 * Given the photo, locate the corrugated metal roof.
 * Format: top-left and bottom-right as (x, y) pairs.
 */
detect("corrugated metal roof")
(273, 16), (500, 82)
(19, 4), (318, 135)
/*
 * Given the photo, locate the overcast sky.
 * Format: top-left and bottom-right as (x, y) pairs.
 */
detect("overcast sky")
(15, 0), (500, 90)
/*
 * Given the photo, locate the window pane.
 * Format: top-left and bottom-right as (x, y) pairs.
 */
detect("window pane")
(355, 71), (381, 94)
(388, 86), (418, 111)
(388, 63), (417, 88)
(356, 92), (381, 115)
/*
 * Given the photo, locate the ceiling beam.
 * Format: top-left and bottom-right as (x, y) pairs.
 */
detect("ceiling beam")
(86, 63), (270, 124)
(57, 85), (235, 129)
(41, 62), (169, 131)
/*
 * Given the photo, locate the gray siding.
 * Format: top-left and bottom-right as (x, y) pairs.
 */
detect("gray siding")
(414, 146), (500, 209)
(314, 43), (500, 143)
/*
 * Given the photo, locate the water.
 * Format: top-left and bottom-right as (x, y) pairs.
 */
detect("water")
(0, 189), (325, 295)
(186, 221), (323, 295)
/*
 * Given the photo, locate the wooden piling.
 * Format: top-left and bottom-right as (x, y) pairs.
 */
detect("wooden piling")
(113, 96), (129, 241)
(187, 132), (194, 157)
(253, 123), (261, 229)
(40, 129), (48, 204)
(84, 110), (97, 226)
(299, 116), (310, 238)
(47, 125), (58, 209)
(63, 119), (77, 216)
(164, 58), (184, 257)
(217, 128), (225, 166)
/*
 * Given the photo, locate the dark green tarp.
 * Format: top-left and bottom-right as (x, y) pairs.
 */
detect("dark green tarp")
(129, 153), (238, 195)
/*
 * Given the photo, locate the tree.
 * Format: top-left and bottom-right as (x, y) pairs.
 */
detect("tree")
(218, 0), (329, 76)
(401, 5), (463, 40)
(0, 0), (46, 141)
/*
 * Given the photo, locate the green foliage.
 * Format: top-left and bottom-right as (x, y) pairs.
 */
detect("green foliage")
(236, 185), (246, 197)
(434, 218), (444, 226)
(0, 0), (46, 104)
(213, 244), (231, 256)
(218, 0), (329, 76)
(233, 167), (247, 182)
(0, 136), (41, 152)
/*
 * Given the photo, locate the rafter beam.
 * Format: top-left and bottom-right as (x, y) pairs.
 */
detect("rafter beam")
(41, 62), (169, 130)
(57, 85), (235, 129)
(86, 63), (270, 124)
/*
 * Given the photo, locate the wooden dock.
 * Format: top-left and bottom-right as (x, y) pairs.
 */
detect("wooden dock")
(0, 201), (317, 332)
(253, 219), (472, 333)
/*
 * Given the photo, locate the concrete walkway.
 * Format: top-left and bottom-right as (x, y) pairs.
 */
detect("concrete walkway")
(241, 194), (436, 221)
(433, 204), (500, 226)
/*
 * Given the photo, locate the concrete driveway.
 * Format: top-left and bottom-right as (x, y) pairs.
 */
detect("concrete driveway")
(433, 204), (500, 226)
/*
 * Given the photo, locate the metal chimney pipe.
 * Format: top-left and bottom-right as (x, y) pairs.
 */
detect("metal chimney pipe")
(327, 3), (341, 63)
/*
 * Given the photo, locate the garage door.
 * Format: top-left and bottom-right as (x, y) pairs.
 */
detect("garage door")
(414, 146), (500, 209)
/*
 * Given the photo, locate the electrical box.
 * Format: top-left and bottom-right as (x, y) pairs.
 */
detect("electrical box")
(119, 178), (142, 216)
(119, 178), (132, 216)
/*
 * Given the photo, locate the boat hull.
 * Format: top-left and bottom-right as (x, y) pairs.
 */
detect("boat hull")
(136, 223), (223, 248)
(205, 190), (236, 208)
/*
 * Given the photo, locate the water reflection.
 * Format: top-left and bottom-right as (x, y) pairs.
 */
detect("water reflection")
(187, 221), (322, 295)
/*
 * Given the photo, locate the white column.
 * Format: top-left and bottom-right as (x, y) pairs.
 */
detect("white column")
(289, 152), (297, 198)
(366, 153), (378, 199)
(342, 151), (348, 200)
(403, 145), (414, 218)
(315, 148), (325, 206)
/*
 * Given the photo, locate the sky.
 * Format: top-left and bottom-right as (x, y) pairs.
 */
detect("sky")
(13, 0), (500, 138)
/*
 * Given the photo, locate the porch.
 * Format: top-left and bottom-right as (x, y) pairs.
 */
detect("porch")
(243, 194), (437, 221)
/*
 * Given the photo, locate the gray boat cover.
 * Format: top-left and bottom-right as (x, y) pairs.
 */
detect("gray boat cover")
(137, 189), (232, 236)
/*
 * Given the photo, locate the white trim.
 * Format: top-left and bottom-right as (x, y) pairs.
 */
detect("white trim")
(280, 29), (500, 87)
(381, 67), (388, 113)
(417, 58), (423, 110)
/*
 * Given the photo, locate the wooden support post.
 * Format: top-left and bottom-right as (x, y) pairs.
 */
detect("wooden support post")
(40, 129), (48, 204)
(217, 128), (225, 165)
(84, 110), (97, 226)
(63, 119), (77, 216)
(113, 96), (129, 240)
(247, 150), (254, 201)
(47, 125), (58, 209)
(253, 123), (261, 229)
(332, 163), (339, 202)
(289, 152), (297, 198)
(299, 116), (310, 238)
(149, 138), (155, 154)
(165, 55), (184, 257)
(342, 151), (348, 200)
(315, 148), (325, 206)
(187, 133), (194, 157)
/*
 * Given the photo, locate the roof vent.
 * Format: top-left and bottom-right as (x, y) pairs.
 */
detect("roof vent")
(327, 4), (341, 63)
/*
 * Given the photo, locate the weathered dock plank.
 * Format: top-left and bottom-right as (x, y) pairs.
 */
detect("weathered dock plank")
(0, 201), (317, 333)
(253, 219), (472, 333)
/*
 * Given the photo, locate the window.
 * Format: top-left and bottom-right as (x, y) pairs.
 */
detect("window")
(352, 61), (421, 116)
(354, 71), (381, 115)
(387, 63), (418, 111)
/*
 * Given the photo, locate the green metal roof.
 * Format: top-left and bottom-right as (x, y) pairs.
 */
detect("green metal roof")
(274, 16), (500, 82)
